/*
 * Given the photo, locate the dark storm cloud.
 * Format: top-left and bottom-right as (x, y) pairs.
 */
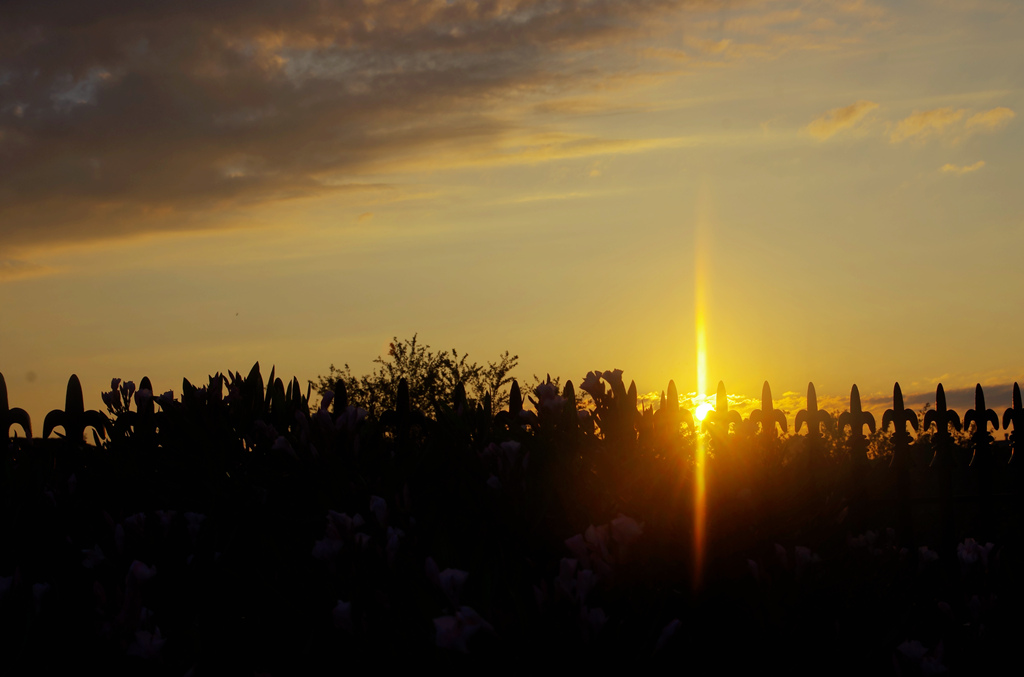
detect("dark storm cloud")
(0, 0), (687, 250)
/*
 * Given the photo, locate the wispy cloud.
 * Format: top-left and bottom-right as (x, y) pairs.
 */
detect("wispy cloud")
(890, 107), (966, 143)
(0, 0), (896, 255)
(965, 106), (1016, 131)
(0, 0), (705, 252)
(941, 160), (985, 175)
(640, 47), (690, 62)
(512, 192), (591, 204)
(0, 258), (51, 281)
(721, 9), (805, 36)
(806, 100), (879, 140)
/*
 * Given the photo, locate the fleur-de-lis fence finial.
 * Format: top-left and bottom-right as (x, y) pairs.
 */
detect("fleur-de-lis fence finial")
(702, 381), (741, 438)
(747, 381), (787, 442)
(964, 383), (999, 467)
(43, 375), (110, 444)
(882, 383), (919, 544)
(1003, 383), (1023, 466)
(965, 383), (1000, 530)
(838, 384), (876, 521)
(795, 382), (831, 450)
(924, 383), (961, 554)
(838, 384), (875, 465)
(882, 383), (919, 469)
(923, 383), (961, 468)
(0, 372), (32, 439)
(656, 380), (695, 435)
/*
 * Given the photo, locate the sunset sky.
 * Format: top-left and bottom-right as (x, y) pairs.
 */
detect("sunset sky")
(1, 0), (1022, 428)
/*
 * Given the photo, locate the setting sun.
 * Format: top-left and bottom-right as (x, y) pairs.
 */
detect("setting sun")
(694, 401), (714, 422)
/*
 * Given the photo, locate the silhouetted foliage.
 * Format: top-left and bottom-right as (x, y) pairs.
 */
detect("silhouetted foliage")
(312, 334), (518, 418)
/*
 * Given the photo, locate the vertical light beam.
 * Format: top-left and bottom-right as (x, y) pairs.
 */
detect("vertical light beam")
(693, 182), (710, 591)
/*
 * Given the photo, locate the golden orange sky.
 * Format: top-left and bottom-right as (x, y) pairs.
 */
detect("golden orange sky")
(1, 0), (1022, 428)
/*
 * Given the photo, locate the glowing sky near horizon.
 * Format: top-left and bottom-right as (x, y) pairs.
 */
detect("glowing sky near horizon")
(1, 0), (1022, 428)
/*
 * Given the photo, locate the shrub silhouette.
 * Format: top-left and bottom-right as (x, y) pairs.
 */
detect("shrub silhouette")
(313, 334), (518, 418)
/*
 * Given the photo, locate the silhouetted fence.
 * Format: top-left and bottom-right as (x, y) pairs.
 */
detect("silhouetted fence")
(0, 366), (1021, 671)
(3, 369), (1020, 548)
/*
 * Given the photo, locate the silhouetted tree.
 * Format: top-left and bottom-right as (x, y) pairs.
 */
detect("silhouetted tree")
(313, 334), (518, 418)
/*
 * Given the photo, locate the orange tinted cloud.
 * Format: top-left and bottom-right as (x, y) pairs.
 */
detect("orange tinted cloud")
(940, 161), (985, 175)
(890, 107), (965, 142)
(966, 106), (1016, 131)
(805, 100), (879, 140)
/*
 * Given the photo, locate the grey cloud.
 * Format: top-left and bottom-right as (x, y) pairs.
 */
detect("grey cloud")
(0, 0), (688, 251)
(860, 383), (1019, 415)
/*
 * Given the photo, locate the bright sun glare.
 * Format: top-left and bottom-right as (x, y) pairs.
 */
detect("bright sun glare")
(694, 401), (713, 421)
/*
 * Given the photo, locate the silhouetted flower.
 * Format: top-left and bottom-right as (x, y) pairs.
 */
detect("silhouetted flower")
(272, 436), (295, 458)
(370, 495), (388, 527)
(576, 568), (597, 604)
(555, 558), (578, 601)
(534, 382), (558, 402)
(918, 546), (939, 572)
(794, 545), (820, 577)
(655, 619), (681, 654)
(439, 568), (468, 608)
(583, 606), (607, 639)
(434, 607), (493, 653)
(126, 629), (165, 659)
(898, 640), (928, 661)
(602, 369), (624, 391)
(500, 441), (521, 467)
(32, 582), (50, 616)
(896, 639), (947, 675)
(957, 538), (994, 570)
(610, 514), (643, 550)
(156, 510), (176, 535)
(386, 526), (404, 567)
(184, 512), (205, 545)
(774, 543), (789, 571)
(312, 521), (343, 562)
(580, 372), (604, 400)
(101, 390), (118, 410)
(82, 544), (105, 569)
(565, 533), (590, 568)
(333, 600), (353, 632)
(118, 561), (156, 628)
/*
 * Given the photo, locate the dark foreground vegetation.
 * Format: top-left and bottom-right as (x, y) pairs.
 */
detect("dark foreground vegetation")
(0, 344), (1021, 674)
